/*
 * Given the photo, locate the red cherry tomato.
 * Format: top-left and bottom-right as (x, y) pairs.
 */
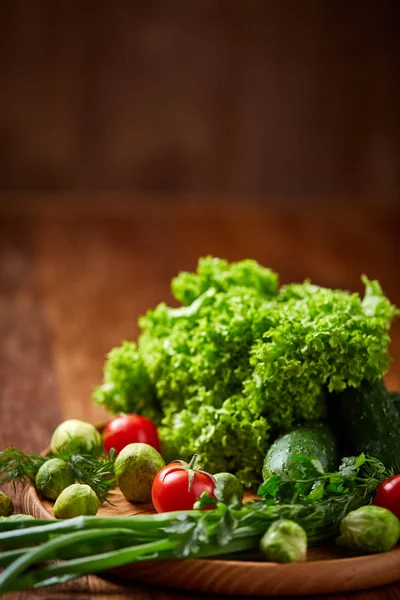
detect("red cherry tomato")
(151, 457), (216, 513)
(374, 474), (400, 519)
(103, 415), (160, 454)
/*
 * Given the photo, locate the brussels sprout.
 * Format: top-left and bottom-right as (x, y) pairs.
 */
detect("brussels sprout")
(260, 519), (307, 563)
(213, 472), (244, 504)
(51, 419), (102, 456)
(53, 484), (99, 519)
(35, 458), (75, 500)
(0, 514), (35, 522)
(0, 491), (14, 517)
(336, 505), (400, 553)
(115, 442), (165, 503)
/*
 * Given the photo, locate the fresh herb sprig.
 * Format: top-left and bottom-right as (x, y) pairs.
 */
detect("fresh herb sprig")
(253, 454), (389, 543)
(257, 454), (388, 505)
(63, 452), (116, 504)
(0, 448), (47, 489)
(161, 453), (390, 556)
(0, 447), (116, 504)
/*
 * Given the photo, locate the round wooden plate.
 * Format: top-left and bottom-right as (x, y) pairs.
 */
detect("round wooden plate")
(22, 427), (400, 599)
(22, 480), (400, 596)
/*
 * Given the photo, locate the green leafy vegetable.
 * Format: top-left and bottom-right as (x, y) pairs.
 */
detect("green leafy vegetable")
(92, 342), (160, 423)
(258, 454), (385, 504)
(93, 257), (397, 486)
(256, 454), (389, 543)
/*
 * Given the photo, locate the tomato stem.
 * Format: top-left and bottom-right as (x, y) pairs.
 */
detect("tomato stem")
(188, 454), (198, 470)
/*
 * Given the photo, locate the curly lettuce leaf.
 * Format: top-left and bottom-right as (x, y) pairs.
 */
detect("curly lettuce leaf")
(93, 258), (398, 486)
(171, 256), (279, 305)
(93, 342), (161, 422)
(159, 396), (271, 488)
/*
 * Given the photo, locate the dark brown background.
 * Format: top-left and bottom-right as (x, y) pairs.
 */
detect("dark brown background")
(0, 0), (399, 198)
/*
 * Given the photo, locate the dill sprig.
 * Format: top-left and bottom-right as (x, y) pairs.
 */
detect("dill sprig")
(64, 451), (116, 504)
(0, 448), (48, 489)
(0, 446), (116, 504)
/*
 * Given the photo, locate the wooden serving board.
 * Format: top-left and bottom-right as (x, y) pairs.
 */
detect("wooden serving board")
(22, 479), (400, 596)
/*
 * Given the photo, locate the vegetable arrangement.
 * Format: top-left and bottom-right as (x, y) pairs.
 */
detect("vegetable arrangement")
(0, 452), (392, 594)
(2, 256), (400, 595)
(93, 257), (397, 486)
(0, 440), (115, 504)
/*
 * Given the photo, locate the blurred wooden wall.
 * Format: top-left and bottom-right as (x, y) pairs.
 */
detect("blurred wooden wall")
(0, 1), (398, 198)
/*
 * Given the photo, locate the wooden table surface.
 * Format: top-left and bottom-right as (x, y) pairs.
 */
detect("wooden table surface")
(1, 193), (400, 600)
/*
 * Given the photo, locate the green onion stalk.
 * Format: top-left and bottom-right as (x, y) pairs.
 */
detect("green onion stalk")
(0, 485), (382, 595)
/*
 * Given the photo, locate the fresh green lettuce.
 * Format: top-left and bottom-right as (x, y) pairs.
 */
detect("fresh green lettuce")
(93, 257), (397, 486)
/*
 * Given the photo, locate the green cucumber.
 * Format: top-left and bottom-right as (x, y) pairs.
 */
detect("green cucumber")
(329, 379), (400, 472)
(262, 422), (339, 481)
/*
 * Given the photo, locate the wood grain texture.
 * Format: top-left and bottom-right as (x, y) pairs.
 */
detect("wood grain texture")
(1, 193), (400, 600)
(0, 218), (61, 450)
(0, 217), (62, 515)
(0, 2), (398, 198)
